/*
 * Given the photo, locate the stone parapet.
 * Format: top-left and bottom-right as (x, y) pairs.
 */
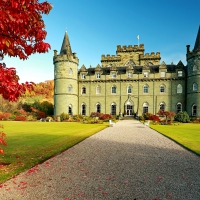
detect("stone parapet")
(53, 52), (79, 65)
(116, 44), (144, 52)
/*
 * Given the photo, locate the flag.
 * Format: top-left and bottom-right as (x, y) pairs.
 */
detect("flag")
(137, 35), (140, 40)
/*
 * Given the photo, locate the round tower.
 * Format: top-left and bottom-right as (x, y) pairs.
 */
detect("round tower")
(186, 26), (200, 117)
(53, 31), (79, 117)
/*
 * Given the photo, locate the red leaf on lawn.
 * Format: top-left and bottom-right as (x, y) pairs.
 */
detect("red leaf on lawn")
(98, 187), (102, 191)
(167, 193), (172, 197)
(102, 191), (107, 195)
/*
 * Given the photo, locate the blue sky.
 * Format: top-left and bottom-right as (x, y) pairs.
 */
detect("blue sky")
(4, 0), (200, 83)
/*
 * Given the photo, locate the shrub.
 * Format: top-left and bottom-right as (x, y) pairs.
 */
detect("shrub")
(0, 112), (11, 120)
(174, 111), (190, 123)
(60, 112), (69, 121)
(148, 115), (160, 122)
(143, 112), (153, 120)
(15, 116), (26, 121)
(36, 111), (46, 120)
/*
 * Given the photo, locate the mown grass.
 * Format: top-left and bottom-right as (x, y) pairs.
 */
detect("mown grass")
(0, 121), (108, 183)
(150, 123), (200, 156)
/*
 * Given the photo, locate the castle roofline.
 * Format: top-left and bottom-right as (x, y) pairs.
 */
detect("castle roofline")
(60, 31), (72, 55)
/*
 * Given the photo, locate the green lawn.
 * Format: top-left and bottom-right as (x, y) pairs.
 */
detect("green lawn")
(0, 121), (108, 183)
(150, 123), (200, 156)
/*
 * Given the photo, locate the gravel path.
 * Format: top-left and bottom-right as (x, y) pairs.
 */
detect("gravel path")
(0, 120), (200, 200)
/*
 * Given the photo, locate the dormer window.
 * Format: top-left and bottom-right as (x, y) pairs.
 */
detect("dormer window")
(112, 73), (116, 78)
(81, 74), (86, 79)
(96, 73), (101, 79)
(143, 72), (148, 78)
(128, 72), (132, 78)
(160, 72), (166, 77)
(178, 71), (182, 77)
(193, 65), (198, 71)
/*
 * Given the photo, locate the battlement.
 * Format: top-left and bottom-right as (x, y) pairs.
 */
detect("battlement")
(117, 44), (144, 52)
(53, 50), (79, 64)
(140, 52), (161, 60)
(101, 54), (121, 62)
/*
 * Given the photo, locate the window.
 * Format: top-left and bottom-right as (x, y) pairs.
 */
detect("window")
(160, 72), (166, 77)
(193, 83), (198, 91)
(176, 103), (182, 113)
(82, 104), (86, 115)
(112, 73), (116, 78)
(82, 86), (86, 94)
(160, 85), (165, 93)
(192, 104), (197, 116)
(111, 86), (116, 94)
(96, 85), (101, 94)
(127, 85), (132, 94)
(111, 103), (116, 115)
(68, 85), (73, 93)
(160, 103), (165, 111)
(96, 73), (101, 79)
(128, 72), (132, 78)
(68, 105), (72, 115)
(68, 68), (73, 75)
(177, 84), (182, 93)
(81, 74), (86, 79)
(143, 85), (149, 93)
(143, 102), (149, 113)
(144, 72), (148, 77)
(178, 71), (182, 77)
(96, 103), (101, 113)
(193, 65), (198, 71)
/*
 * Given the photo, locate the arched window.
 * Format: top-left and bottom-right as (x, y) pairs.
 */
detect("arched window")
(127, 85), (132, 94)
(160, 103), (165, 111)
(68, 68), (73, 75)
(96, 73), (101, 79)
(68, 105), (72, 115)
(143, 85), (149, 93)
(192, 104), (197, 116)
(82, 104), (86, 115)
(193, 65), (198, 71)
(68, 85), (73, 93)
(143, 102), (149, 114)
(193, 83), (198, 91)
(111, 85), (117, 94)
(160, 85), (165, 93)
(96, 85), (101, 94)
(176, 103), (182, 113)
(82, 86), (86, 94)
(177, 84), (182, 93)
(111, 103), (116, 115)
(96, 103), (101, 113)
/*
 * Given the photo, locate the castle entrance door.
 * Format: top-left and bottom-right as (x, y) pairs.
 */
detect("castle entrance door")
(126, 104), (133, 116)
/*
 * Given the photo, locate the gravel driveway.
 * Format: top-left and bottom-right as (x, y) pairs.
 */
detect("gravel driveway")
(0, 120), (200, 200)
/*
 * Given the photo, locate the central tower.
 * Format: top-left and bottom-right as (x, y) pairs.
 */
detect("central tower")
(53, 31), (79, 117)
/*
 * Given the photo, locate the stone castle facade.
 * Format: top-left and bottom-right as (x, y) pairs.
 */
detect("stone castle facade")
(53, 26), (200, 117)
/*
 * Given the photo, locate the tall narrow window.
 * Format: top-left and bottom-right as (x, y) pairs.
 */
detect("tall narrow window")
(81, 74), (86, 79)
(96, 103), (101, 113)
(177, 84), (182, 93)
(127, 85), (132, 94)
(144, 72), (148, 77)
(68, 68), (73, 75)
(68, 105), (72, 115)
(160, 72), (166, 77)
(111, 103), (116, 115)
(192, 104), (197, 116)
(143, 102), (149, 113)
(96, 85), (101, 94)
(178, 71), (182, 77)
(82, 86), (86, 94)
(68, 85), (73, 93)
(160, 85), (165, 93)
(112, 73), (116, 78)
(193, 83), (198, 91)
(128, 72), (132, 78)
(176, 103), (182, 113)
(143, 85), (149, 93)
(193, 65), (198, 71)
(82, 104), (86, 115)
(111, 86), (116, 94)
(160, 103), (165, 111)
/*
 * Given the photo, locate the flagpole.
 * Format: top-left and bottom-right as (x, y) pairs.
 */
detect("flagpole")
(137, 35), (140, 46)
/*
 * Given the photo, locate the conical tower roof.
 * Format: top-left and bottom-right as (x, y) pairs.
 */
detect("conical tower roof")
(194, 26), (200, 51)
(60, 31), (72, 55)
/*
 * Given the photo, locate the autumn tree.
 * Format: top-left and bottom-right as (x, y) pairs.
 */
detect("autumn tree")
(157, 110), (176, 124)
(0, 0), (52, 154)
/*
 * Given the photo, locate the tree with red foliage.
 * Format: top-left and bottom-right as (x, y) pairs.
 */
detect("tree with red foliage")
(0, 0), (52, 154)
(157, 110), (176, 124)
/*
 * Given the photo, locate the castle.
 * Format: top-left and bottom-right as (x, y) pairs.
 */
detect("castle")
(53, 26), (200, 118)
